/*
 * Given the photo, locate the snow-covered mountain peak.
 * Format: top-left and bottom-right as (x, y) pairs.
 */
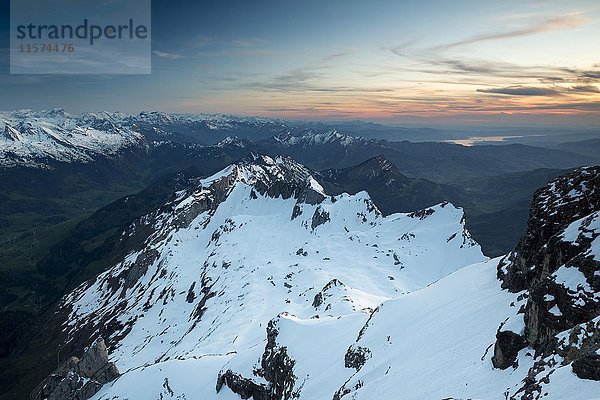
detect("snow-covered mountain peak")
(2, 124), (23, 141)
(0, 110), (144, 168)
(215, 136), (251, 148)
(273, 129), (363, 148)
(194, 153), (328, 206)
(134, 110), (176, 125)
(34, 154), (490, 400)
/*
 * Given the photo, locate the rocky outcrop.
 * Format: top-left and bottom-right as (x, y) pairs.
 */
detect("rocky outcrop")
(217, 318), (300, 400)
(120, 248), (159, 297)
(492, 330), (528, 369)
(216, 370), (268, 400)
(2, 124), (22, 141)
(240, 154), (325, 205)
(257, 319), (300, 400)
(572, 353), (600, 380)
(494, 167), (600, 388)
(344, 345), (371, 371)
(311, 207), (331, 230)
(32, 337), (119, 400)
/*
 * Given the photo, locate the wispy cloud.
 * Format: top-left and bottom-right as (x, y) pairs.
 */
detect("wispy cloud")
(571, 85), (600, 93)
(432, 13), (589, 51)
(234, 50), (365, 93)
(153, 50), (185, 60)
(229, 38), (264, 47)
(388, 41), (600, 86)
(320, 51), (354, 64)
(477, 86), (562, 96)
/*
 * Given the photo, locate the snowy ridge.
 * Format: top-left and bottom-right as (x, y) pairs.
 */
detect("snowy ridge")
(52, 156), (493, 400)
(0, 109), (143, 168)
(273, 129), (366, 148)
(0, 109), (284, 168)
(36, 160), (600, 400)
(216, 136), (252, 148)
(0, 109), (360, 168)
(130, 110), (285, 129)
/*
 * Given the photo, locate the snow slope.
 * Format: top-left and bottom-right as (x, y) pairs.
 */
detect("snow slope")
(47, 157), (599, 400)
(335, 259), (599, 400)
(53, 155), (490, 399)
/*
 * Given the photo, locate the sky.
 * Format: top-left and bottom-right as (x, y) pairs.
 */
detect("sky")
(1, 0), (599, 126)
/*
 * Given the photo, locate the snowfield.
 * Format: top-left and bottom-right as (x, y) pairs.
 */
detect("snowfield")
(54, 157), (599, 399)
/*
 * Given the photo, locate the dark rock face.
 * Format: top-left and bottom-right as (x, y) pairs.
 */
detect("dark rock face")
(32, 338), (119, 400)
(572, 353), (600, 380)
(332, 345), (371, 400)
(311, 207), (331, 230)
(257, 319), (299, 400)
(494, 167), (600, 389)
(241, 154), (325, 206)
(120, 248), (159, 297)
(291, 204), (303, 220)
(216, 370), (268, 400)
(492, 330), (528, 369)
(344, 345), (372, 371)
(498, 166), (599, 295)
(216, 317), (300, 400)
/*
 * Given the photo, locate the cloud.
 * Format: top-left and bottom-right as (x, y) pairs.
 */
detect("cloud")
(241, 65), (393, 93)
(581, 70), (600, 80)
(388, 44), (600, 88)
(477, 86), (562, 96)
(229, 38), (263, 47)
(529, 101), (600, 111)
(153, 50), (185, 60)
(320, 51), (353, 64)
(433, 14), (588, 51)
(571, 85), (600, 93)
(387, 41), (416, 57)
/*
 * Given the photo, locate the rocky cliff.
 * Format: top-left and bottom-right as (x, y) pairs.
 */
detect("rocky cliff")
(494, 166), (600, 397)
(31, 338), (119, 400)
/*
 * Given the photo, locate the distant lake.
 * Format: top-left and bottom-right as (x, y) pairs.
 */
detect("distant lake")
(445, 135), (524, 146)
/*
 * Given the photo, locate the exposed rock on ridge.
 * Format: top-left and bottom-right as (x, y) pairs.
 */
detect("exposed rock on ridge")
(32, 338), (119, 400)
(494, 166), (600, 394)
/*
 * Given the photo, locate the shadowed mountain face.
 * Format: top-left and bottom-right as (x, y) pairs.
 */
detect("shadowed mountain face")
(317, 155), (459, 215)
(315, 156), (568, 257)
(493, 166), (600, 395)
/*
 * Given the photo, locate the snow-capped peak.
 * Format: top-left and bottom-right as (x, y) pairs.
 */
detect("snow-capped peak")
(273, 129), (362, 148)
(215, 136), (251, 148)
(0, 110), (144, 168)
(44, 154), (487, 400)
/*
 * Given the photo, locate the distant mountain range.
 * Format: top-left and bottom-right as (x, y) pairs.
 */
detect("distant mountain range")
(2, 109), (599, 170)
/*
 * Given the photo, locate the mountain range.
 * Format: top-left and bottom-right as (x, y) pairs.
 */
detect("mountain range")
(0, 110), (599, 399)
(8, 156), (598, 400)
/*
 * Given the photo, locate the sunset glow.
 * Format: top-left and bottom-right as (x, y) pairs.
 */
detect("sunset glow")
(1, 0), (599, 126)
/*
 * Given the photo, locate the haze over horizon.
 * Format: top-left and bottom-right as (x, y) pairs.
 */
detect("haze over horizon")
(1, 0), (599, 127)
